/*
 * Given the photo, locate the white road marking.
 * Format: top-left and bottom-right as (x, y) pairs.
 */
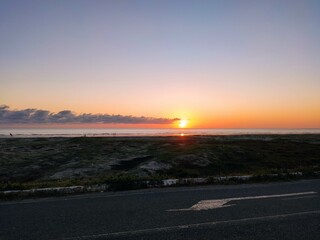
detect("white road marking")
(282, 195), (318, 201)
(60, 210), (320, 240)
(168, 191), (317, 211)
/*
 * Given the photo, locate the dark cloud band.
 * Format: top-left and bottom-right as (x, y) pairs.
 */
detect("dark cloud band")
(0, 105), (180, 124)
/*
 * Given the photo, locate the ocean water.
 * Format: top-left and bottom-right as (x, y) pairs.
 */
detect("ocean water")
(0, 128), (319, 138)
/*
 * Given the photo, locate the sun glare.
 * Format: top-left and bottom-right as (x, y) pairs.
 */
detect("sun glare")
(179, 119), (188, 128)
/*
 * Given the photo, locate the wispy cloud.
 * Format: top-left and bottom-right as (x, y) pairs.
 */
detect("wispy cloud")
(0, 105), (180, 124)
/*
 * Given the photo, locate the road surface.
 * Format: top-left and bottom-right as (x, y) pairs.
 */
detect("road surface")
(1, 179), (320, 239)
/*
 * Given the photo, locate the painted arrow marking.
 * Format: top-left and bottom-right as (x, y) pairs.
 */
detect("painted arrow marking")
(168, 191), (317, 211)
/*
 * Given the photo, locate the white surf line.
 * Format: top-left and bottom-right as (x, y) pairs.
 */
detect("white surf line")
(168, 191), (317, 211)
(60, 210), (320, 240)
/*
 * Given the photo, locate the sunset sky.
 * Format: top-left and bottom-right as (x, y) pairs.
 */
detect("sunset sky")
(1, 0), (320, 128)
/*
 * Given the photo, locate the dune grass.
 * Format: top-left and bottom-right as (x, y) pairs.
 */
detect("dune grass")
(0, 134), (319, 192)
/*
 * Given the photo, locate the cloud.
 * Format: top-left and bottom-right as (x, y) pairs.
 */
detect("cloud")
(0, 105), (180, 124)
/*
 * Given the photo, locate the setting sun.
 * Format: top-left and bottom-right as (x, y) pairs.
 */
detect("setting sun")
(179, 119), (188, 128)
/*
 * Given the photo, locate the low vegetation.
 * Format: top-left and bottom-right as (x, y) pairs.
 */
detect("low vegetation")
(0, 135), (319, 193)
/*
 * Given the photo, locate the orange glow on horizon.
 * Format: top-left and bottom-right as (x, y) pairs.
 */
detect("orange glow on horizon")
(1, 106), (319, 129)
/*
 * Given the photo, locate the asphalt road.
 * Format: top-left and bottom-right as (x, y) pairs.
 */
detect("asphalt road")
(1, 179), (320, 240)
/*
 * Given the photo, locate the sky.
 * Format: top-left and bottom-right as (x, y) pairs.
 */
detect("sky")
(1, 0), (320, 128)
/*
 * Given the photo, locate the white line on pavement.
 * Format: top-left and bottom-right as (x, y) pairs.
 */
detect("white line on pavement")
(168, 191), (317, 211)
(60, 210), (320, 240)
(281, 195), (318, 201)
